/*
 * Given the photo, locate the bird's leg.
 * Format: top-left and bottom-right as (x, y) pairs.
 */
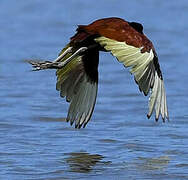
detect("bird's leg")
(53, 47), (73, 63)
(56, 47), (88, 68)
(28, 47), (73, 71)
(28, 47), (87, 71)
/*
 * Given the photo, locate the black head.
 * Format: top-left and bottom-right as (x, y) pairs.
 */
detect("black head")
(128, 22), (143, 34)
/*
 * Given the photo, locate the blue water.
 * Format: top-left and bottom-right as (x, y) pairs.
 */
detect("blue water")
(1, 0), (188, 179)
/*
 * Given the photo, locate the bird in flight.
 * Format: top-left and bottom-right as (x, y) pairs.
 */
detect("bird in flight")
(28, 17), (169, 128)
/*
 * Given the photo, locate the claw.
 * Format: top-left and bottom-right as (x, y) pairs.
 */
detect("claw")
(27, 46), (88, 71)
(28, 60), (56, 71)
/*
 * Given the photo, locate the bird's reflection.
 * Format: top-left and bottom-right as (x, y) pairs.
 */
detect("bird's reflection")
(65, 152), (108, 173)
(134, 156), (170, 171)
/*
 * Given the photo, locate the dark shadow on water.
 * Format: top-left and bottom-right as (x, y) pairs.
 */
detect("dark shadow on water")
(64, 152), (110, 173)
(130, 156), (170, 171)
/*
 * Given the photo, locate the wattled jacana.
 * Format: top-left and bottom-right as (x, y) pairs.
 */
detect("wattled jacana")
(28, 17), (169, 128)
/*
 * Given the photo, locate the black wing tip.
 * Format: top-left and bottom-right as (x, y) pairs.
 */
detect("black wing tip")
(66, 98), (71, 103)
(143, 91), (148, 96)
(75, 123), (79, 129)
(75, 123), (84, 129)
(76, 121), (88, 129)
(67, 117), (78, 127)
(83, 123), (87, 128)
(147, 114), (170, 123)
(66, 118), (85, 129)
(161, 116), (170, 123)
(70, 120), (74, 126)
(147, 114), (151, 119)
(155, 117), (159, 122)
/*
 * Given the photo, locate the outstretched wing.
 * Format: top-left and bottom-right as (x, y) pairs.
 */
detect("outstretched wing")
(95, 36), (168, 121)
(56, 45), (98, 128)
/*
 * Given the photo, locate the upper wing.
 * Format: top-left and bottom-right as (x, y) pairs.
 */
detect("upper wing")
(95, 36), (168, 121)
(56, 45), (98, 128)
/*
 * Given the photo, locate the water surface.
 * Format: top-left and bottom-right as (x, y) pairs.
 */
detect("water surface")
(0, 0), (188, 179)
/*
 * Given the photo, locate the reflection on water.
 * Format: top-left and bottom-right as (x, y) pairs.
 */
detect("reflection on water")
(65, 152), (109, 173)
(134, 156), (170, 171)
